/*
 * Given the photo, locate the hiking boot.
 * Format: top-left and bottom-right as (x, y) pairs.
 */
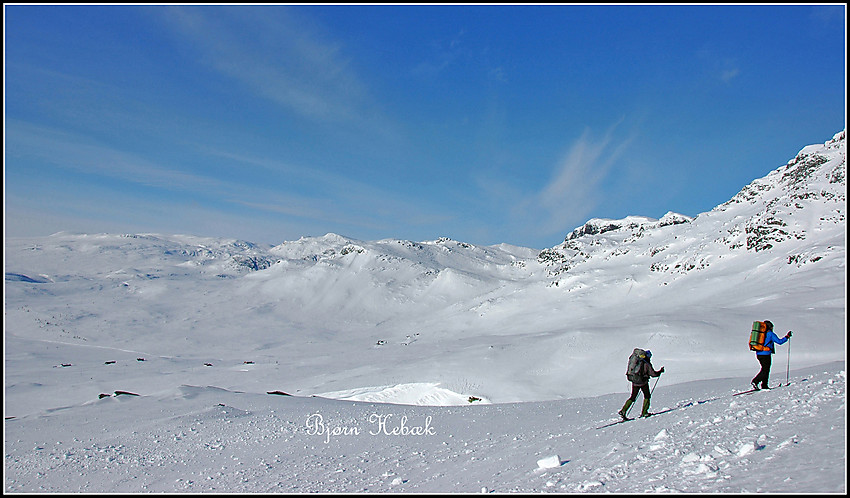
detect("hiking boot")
(751, 382), (760, 391)
(618, 399), (634, 420)
(640, 398), (652, 418)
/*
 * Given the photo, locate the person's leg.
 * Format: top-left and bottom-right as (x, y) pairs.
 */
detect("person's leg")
(759, 354), (772, 389)
(752, 354), (771, 388)
(619, 384), (641, 418)
(640, 384), (652, 417)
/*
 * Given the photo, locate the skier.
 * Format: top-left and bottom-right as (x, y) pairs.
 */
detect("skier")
(751, 320), (792, 390)
(618, 350), (664, 419)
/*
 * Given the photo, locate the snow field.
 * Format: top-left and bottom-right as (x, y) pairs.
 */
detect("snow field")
(4, 362), (844, 493)
(4, 130), (845, 492)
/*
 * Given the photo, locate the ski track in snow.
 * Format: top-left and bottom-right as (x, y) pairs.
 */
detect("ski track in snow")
(4, 364), (845, 493)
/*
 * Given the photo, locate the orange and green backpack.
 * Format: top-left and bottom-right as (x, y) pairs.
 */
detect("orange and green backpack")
(749, 321), (772, 352)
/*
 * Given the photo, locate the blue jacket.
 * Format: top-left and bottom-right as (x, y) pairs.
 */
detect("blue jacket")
(757, 329), (789, 355)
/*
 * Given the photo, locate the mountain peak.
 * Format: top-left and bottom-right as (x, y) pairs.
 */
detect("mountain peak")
(564, 216), (656, 242)
(562, 213), (692, 243)
(539, 129), (845, 279)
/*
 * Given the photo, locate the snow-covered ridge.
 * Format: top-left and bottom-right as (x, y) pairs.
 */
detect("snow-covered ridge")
(721, 129), (846, 209)
(315, 382), (491, 406)
(4, 130), (846, 409)
(564, 212), (693, 242)
(538, 129), (845, 280)
(268, 232), (535, 269)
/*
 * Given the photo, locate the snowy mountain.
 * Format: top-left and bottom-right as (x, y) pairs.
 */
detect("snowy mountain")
(3, 130), (846, 493)
(540, 129), (845, 281)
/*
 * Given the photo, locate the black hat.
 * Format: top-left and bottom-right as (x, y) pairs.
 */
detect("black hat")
(764, 320), (774, 330)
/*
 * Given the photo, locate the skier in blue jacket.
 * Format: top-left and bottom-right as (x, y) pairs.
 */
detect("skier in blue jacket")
(751, 320), (792, 390)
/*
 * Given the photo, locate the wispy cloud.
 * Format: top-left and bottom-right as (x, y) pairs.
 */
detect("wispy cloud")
(411, 28), (507, 85)
(201, 147), (454, 232)
(509, 122), (635, 239)
(159, 6), (369, 123)
(538, 125), (633, 233)
(412, 29), (468, 78)
(720, 67), (740, 83)
(6, 121), (228, 194)
(809, 4), (844, 29)
(696, 47), (741, 84)
(6, 120), (453, 240)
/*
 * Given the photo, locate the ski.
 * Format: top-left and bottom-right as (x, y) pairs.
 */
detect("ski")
(596, 417), (633, 429)
(651, 404), (688, 416)
(733, 382), (791, 396)
(595, 413), (659, 429)
(595, 403), (684, 429)
(599, 380), (797, 430)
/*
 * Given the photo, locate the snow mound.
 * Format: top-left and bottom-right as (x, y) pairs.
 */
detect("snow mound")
(315, 382), (489, 406)
(5, 273), (50, 283)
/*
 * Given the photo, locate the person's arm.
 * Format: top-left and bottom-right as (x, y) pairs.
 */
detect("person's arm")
(772, 330), (791, 346)
(648, 362), (664, 377)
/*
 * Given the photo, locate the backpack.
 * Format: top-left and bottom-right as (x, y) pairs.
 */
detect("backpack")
(749, 321), (772, 352)
(626, 348), (647, 382)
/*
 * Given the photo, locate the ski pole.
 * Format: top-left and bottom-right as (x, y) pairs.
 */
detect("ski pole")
(786, 336), (791, 386)
(650, 375), (660, 397)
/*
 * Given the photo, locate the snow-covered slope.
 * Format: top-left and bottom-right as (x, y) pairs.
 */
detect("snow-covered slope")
(4, 130), (845, 405)
(3, 130), (846, 492)
(4, 362), (845, 493)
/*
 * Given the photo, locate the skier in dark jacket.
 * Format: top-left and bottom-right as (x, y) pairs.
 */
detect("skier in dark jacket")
(751, 320), (792, 390)
(618, 350), (664, 419)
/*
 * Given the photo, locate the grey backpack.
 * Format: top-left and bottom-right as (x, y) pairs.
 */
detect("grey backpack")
(626, 348), (647, 382)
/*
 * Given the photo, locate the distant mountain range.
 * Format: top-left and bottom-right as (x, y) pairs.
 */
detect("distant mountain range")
(5, 130), (845, 402)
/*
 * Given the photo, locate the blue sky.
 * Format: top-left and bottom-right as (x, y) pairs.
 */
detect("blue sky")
(4, 4), (846, 249)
